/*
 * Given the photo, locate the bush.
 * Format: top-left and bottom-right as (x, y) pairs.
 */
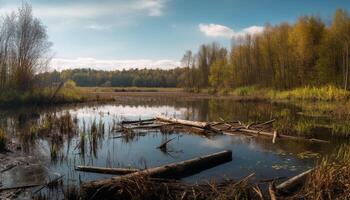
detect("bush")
(0, 81), (84, 106)
(233, 86), (256, 96)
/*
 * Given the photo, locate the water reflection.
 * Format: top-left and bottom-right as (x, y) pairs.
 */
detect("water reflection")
(0, 97), (349, 190)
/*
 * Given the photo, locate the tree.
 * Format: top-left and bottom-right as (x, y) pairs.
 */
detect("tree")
(0, 3), (52, 91)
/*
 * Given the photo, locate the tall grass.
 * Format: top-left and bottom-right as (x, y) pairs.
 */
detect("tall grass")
(271, 85), (350, 101)
(298, 145), (350, 199)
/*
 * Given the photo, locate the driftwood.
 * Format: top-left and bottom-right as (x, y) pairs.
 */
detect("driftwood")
(268, 182), (277, 200)
(0, 183), (41, 192)
(34, 175), (64, 194)
(156, 116), (329, 144)
(157, 137), (176, 150)
(156, 115), (208, 128)
(81, 150), (232, 198)
(272, 130), (278, 144)
(121, 118), (155, 125)
(76, 166), (139, 175)
(226, 127), (329, 144)
(276, 169), (313, 194)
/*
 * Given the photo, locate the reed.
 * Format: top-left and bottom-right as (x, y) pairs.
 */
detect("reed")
(296, 145), (350, 199)
(0, 128), (6, 151)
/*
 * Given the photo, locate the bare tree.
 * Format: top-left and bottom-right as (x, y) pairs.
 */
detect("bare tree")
(0, 3), (52, 92)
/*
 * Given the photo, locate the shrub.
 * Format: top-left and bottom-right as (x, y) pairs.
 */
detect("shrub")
(233, 86), (256, 96)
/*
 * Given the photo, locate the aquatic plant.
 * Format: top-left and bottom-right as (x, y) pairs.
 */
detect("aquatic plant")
(50, 143), (58, 161)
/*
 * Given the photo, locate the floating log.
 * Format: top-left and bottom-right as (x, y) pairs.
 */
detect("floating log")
(81, 150), (232, 198)
(76, 166), (139, 175)
(227, 128), (329, 144)
(276, 169), (313, 193)
(156, 115), (208, 128)
(121, 118), (155, 125)
(129, 124), (168, 129)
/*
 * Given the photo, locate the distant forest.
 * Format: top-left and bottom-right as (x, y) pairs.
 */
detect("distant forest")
(38, 68), (186, 88)
(39, 9), (350, 90)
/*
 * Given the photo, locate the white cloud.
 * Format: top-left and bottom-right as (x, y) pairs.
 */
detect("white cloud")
(84, 24), (112, 31)
(199, 23), (264, 39)
(50, 57), (180, 71)
(0, 0), (167, 30)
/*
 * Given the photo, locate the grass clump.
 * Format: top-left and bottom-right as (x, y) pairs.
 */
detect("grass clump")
(272, 85), (350, 101)
(233, 86), (257, 96)
(0, 128), (7, 151)
(297, 145), (350, 199)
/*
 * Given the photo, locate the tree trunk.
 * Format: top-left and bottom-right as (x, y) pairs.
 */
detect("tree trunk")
(276, 169), (313, 193)
(81, 150), (232, 198)
(156, 115), (208, 128)
(346, 43), (349, 90)
(75, 166), (139, 175)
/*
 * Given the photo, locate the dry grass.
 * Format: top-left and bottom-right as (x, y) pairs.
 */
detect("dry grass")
(295, 145), (350, 200)
(83, 174), (258, 200)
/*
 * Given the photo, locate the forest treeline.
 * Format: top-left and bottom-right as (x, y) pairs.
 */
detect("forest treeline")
(38, 68), (186, 88)
(39, 9), (350, 91)
(182, 9), (350, 91)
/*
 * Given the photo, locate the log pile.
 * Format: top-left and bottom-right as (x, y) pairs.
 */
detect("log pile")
(150, 115), (329, 144)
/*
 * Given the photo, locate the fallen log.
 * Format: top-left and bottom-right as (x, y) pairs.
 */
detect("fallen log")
(276, 169), (313, 194)
(156, 115), (208, 128)
(81, 150), (232, 198)
(0, 183), (41, 192)
(121, 118), (155, 125)
(230, 128), (329, 144)
(129, 124), (168, 129)
(157, 116), (329, 144)
(76, 166), (139, 175)
(34, 175), (64, 194)
(268, 182), (277, 200)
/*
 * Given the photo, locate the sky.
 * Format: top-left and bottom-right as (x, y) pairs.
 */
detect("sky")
(0, 0), (349, 71)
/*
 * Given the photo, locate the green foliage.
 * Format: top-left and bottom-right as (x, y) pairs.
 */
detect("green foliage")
(38, 68), (186, 88)
(233, 86), (257, 96)
(0, 80), (84, 106)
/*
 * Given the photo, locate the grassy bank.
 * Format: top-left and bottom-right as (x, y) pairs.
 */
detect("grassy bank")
(207, 85), (350, 101)
(0, 81), (85, 106)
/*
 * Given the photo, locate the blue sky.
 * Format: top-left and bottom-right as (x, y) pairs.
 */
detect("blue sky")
(0, 0), (349, 70)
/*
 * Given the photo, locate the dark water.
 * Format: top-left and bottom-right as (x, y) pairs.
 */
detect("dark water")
(0, 97), (349, 192)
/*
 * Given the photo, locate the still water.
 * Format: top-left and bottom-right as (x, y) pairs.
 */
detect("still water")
(0, 96), (348, 190)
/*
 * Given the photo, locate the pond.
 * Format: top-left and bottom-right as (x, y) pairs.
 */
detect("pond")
(0, 96), (349, 198)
